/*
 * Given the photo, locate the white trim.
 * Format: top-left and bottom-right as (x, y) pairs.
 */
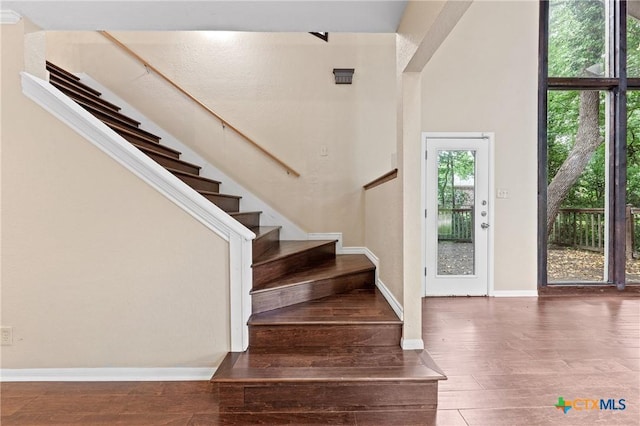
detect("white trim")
(339, 247), (404, 321)
(0, 368), (215, 382)
(0, 10), (21, 24)
(21, 72), (253, 351)
(376, 279), (403, 321)
(421, 135), (427, 296)
(341, 246), (379, 283)
(400, 338), (425, 350)
(421, 132), (495, 297)
(308, 232), (343, 253)
(342, 246), (379, 266)
(492, 290), (538, 297)
(78, 74), (307, 240)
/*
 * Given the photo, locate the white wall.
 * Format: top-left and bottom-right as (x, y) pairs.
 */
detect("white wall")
(1, 20), (231, 370)
(420, 0), (539, 292)
(46, 31), (398, 246)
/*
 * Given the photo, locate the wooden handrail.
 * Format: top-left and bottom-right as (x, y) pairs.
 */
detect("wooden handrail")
(99, 31), (301, 177)
(363, 168), (398, 190)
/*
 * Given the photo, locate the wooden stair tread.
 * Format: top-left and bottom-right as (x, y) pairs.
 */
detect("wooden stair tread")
(229, 211), (263, 228)
(74, 97), (142, 128)
(230, 211), (262, 216)
(198, 191), (241, 200)
(104, 120), (161, 143)
(252, 254), (374, 293)
(50, 80), (121, 112)
(135, 145), (201, 171)
(46, 61), (82, 83)
(249, 288), (401, 325)
(126, 138), (182, 159)
(253, 240), (337, 267)
(50, 73), (103, 99)
(166, 168), (220, 184)
(252, 226), (281, 240)
(212, 347), (445, 383)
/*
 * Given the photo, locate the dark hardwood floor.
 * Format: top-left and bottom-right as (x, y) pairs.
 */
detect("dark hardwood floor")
(426, 296), (640, 425)
(2, 295), (639, 425)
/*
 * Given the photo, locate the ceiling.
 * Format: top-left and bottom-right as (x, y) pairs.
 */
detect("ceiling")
(2, 1), (409, 32)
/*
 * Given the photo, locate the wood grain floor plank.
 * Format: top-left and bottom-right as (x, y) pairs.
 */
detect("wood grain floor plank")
(459, 406), (639, 426)
(0, 397), (37, 417)
(1, 413), (192, 425)
(616, 358), (640, 371)
(355, 409), (467, 426)
(438, 375), (485, 392)
(471, 371), (639, 391)
(120, 393), (219, 414)
(15, 394), (131, 415)
(190, 412), (356, 425)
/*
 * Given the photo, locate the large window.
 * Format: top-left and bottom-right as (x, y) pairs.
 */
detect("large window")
(540, 0), (640, 289)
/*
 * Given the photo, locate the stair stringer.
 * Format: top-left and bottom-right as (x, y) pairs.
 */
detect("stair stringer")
(77, 73), (308, 241)
(21, 71), (254, 351)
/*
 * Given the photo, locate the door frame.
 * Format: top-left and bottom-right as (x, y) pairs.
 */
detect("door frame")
(421, 132), (495, 296)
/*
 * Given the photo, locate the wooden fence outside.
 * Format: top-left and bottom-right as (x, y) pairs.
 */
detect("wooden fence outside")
(438, 208), (473, 242)
(438, 206), (640, 258)
(549, 206), (640, 258)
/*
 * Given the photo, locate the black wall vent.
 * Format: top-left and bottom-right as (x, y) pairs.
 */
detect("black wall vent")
(333, 68), (355, 85)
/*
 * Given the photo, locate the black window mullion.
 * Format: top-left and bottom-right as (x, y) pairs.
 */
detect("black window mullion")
(613, 0), (628, 288)
(548, 77), (619, 90)
(538, 0), (550, 288)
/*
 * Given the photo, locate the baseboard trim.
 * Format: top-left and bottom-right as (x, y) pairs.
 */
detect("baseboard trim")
(342, 246), (379, 267)
(401, 338), (425, 350)
(376, 279), (403, 321)
(308, 233), (343, 253)
(492, 290), (538, 297)
(340, 247), (403, 320)
(0, 367), (216, 382)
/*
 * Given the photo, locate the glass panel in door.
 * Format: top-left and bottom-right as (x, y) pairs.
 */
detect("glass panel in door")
(437, 150), (476, 276)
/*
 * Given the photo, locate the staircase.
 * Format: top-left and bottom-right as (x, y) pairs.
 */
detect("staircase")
(46, 61), (445, 414)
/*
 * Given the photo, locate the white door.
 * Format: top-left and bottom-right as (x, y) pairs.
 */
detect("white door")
(424, 135), (491, 296)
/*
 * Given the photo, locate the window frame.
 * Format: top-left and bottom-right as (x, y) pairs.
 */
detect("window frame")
(538, 0), (629, 289)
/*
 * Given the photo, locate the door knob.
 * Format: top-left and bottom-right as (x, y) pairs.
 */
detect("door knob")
(481, 223), (490, 229)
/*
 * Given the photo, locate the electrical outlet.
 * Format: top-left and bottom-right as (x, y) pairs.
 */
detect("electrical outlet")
(1, 327), (13, 345)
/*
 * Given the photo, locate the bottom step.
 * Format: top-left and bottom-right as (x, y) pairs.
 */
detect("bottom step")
(212, 347), (445, 412)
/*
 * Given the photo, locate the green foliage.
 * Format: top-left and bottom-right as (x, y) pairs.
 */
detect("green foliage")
(628, 91), (640, 207)
(628, 15), (640, 77)
(438, 151), (475, 208)
(547, 1), (640, 209)
(549, 1), (604, 77)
